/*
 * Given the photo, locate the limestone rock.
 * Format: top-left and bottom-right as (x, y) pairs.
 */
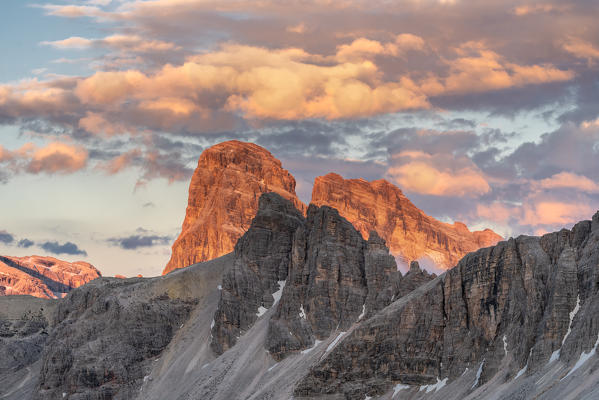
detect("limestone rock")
(0, 256), (101, 299)
(311, 172), (502, 270)
(163, 141), (306, 275)
(294, 212), (599, 399)
(210, 193), (305, 354)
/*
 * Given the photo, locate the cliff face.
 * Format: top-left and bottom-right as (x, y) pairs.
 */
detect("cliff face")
(311, 172), (502, 270)
(162, 141), (306, 275)
(211, 193), (434, 359)
(0, 256), (101, 299)
(296, 212), (599, 399)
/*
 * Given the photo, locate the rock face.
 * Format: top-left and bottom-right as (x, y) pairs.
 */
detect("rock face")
(211, 192), (434, 359)
(0, 256), (101, 299)
(0, 296), (57, 400)
(311, 172), (502, 270)
(163, 141), (306, 275)
(210, 193), (305, 354)
(295, 211), (599, 399)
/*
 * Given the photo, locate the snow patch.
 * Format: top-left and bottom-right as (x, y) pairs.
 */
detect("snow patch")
(514, 365), (527, 380)
(549, 349), (560, 363)
(299, 304), (306, 319)
(217, 285), (222, 290)
(392, 383), (410, 397)
(210, 319), (215, 329)
(326, 332), (346, 352)
(256, 306), (268, 317)
(201, 363), (209, 369)
(503, 335), (508, 355)
(472, 359), (484, 388)
(301, 339), (323, 354)
(268, 363), (279, 372)
(419, 377), (448, 393)
(272, 280), (286, 304)
(562, 295), (580, 346)
(562, 331), (599, 380)
(358, 304), (366, 321)
(515, 348), (532, 380)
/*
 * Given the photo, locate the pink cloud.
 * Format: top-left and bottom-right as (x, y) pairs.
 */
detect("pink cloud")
(386, 151), (490, 197)
(520, 201), (594, 226)
(537, 172), (599, 193)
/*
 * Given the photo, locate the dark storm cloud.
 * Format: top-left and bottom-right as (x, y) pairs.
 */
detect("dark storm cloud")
(0, 230), (14, 245)
(40, 241), (87, 256)
(17, 239), (35, 248)
(108, 234), (172, 250)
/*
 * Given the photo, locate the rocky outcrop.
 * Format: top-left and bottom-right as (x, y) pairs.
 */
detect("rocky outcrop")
(294, 211), (599, 399)
(31, 253), (234, 400)
(311, 172), (502, 270)
(163, 141), (306, 275)
(0, 256), (101, 299)
(210, 193), (305, 354)
(211, 193), (427, 360)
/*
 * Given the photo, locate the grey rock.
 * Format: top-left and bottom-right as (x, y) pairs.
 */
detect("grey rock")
(294, 212), (599, 399)
(210, 193), (305, 354)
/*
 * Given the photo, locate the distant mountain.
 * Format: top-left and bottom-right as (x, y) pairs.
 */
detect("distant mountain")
(162, 140), (306, 275)
(164, 141), (500, 275)
(311, 172), (502, 270)
(0, 255), (101, 299)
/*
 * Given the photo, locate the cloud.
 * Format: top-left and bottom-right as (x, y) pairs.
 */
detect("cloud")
(420, 42), (574, 97)
(40, 241), (88, 256)
(39, 5), (104, 18)
(513, 4), (568, 16)
(42, 34), (179, 53)
(520, 201), (594, 226)
(386, 151), (490, 197)
(562, 37), (599, 66)
(26, 142), (88, 174)
(97, 148), (193, 187)
(41, 36), (93, 49)
(17, 239), (35, 248)
(0, 231), (15, 245)
(537, 172), (599, 193)
(108, 234), (171, 249)
(73, 43), (429, 121)
(0, 142), (88, 180)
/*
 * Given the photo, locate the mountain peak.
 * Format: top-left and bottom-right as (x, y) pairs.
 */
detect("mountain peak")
(0, 255), (101, 299)
(311, 172), (502, 270)
(163, 141), (306, 275)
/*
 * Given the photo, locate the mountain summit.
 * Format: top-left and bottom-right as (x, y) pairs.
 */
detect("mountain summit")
(311, 172), (502, 270)
(163, 140), (306, 275)
(165, 141), (500, 275)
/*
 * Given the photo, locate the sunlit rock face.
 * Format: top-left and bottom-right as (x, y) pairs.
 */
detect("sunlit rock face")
(163, 140), (306, 275)
(0, 255), (101, 299)
(310, 172), (502, 271)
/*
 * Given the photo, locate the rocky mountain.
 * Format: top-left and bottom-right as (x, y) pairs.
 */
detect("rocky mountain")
(0, 256), (101, 299)
(162, 140), (306, 275)
(311, 172), (502, 270)
(4, 195), (599, 400)
(164, 142), (500, 276)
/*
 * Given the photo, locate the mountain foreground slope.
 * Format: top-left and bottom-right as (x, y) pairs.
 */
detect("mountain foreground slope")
(164, 140), (500, 275)
(2, 193), (599, 400)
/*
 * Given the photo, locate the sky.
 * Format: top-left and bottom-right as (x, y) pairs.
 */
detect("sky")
(1, 0), (598, 277)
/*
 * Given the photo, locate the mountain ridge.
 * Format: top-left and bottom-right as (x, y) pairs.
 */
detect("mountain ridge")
(164, 141), (501, 275)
